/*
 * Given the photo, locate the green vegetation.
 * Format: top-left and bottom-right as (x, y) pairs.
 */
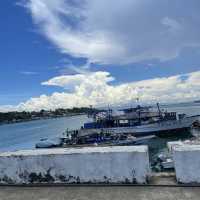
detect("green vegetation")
(0, 107), (100, 125)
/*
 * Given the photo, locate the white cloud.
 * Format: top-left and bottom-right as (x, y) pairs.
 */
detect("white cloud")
(24, 0), (200, 64)
(0, 105), (18, 113)
(41, 71), (114, 90)
(1, 70), (200, 112)
(4, 1), (199, 112)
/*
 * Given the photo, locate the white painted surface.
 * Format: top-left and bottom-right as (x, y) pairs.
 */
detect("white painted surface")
(173, 145), (200, 183)
(0, 146), (150, 184)
(167, 141), (183, 153)
(168, 140), (200, 154)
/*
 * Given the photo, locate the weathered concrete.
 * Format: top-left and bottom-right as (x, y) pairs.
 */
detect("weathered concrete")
(150, 172), (176, 185)
(167, 141), (183, 153)
(1, 186), (200, 200)
(0, 146), (150, 184)
(168, 140), (200, 153)
(173, 145), (200, 183)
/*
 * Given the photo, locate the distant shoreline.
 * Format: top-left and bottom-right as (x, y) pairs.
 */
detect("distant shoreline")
(0, 113), (85, 126)
(0, 107), (99, 126)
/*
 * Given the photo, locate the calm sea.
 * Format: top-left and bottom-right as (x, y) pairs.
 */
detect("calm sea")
(0, 102), (199, 153)
(0, 115), (89, 152)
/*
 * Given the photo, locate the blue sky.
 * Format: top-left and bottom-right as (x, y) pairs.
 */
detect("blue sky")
(0, 0), (66, 105)
(0, 0), (200, 111)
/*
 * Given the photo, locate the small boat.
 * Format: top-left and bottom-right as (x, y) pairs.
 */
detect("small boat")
(153, 151), (174, 172)
(160, 158), (174, 170)
(35, 137), (62, 148)
(191, 120), (200, 138)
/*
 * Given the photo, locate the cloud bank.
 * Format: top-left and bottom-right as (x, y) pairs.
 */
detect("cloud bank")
(1, 70), (200, 112)
(5, 1), (198, 112)
(25, 0), (200, 64)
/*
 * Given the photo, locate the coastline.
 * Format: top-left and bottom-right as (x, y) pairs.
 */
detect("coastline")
(0, 113), (86, 126)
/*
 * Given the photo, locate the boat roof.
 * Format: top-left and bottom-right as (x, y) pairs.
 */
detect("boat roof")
(119, 105), (152, 113)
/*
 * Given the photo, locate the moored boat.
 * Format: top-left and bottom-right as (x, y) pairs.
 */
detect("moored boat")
(35, 137), (63, 148)
(77, 104), (200, 138)
(34, 103), (200, 148)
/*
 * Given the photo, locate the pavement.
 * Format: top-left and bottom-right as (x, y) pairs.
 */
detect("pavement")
(0, 174), (200, 200)
(0, 186), (200, 200)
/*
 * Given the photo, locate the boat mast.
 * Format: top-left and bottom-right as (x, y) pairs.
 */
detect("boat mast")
(136, 97), (141, 125)
(156, 102), (162, 119)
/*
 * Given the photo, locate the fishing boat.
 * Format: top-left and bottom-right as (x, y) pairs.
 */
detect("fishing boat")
(77, 103), (200, 138)
(35, 103), (200, 148)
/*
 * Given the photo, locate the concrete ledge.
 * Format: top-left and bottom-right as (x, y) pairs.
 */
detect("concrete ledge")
(0, 146), (150, 184)
(173, 145), (200, 184)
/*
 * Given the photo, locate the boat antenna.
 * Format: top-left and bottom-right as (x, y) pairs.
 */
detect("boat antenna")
(107, 104), (112, 120)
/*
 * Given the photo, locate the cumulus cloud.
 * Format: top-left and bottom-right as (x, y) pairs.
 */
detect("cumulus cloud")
(41, 71), (114, 90)
(24, 0), (200, 64)
(1, 70), (200, 112)
(3, 1), (199, 112)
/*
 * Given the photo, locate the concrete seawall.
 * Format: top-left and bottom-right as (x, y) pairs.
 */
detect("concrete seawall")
(173, 145), (200, 184)
(0, 146), (150, 184)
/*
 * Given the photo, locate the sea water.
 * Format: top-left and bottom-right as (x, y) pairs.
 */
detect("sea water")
(0, 102), (199, 154)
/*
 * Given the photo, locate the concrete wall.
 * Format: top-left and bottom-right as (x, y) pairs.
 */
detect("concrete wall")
(173, 145), (200, 183)
(0, 146), (150, 184)
(167, 141), (183, 153)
